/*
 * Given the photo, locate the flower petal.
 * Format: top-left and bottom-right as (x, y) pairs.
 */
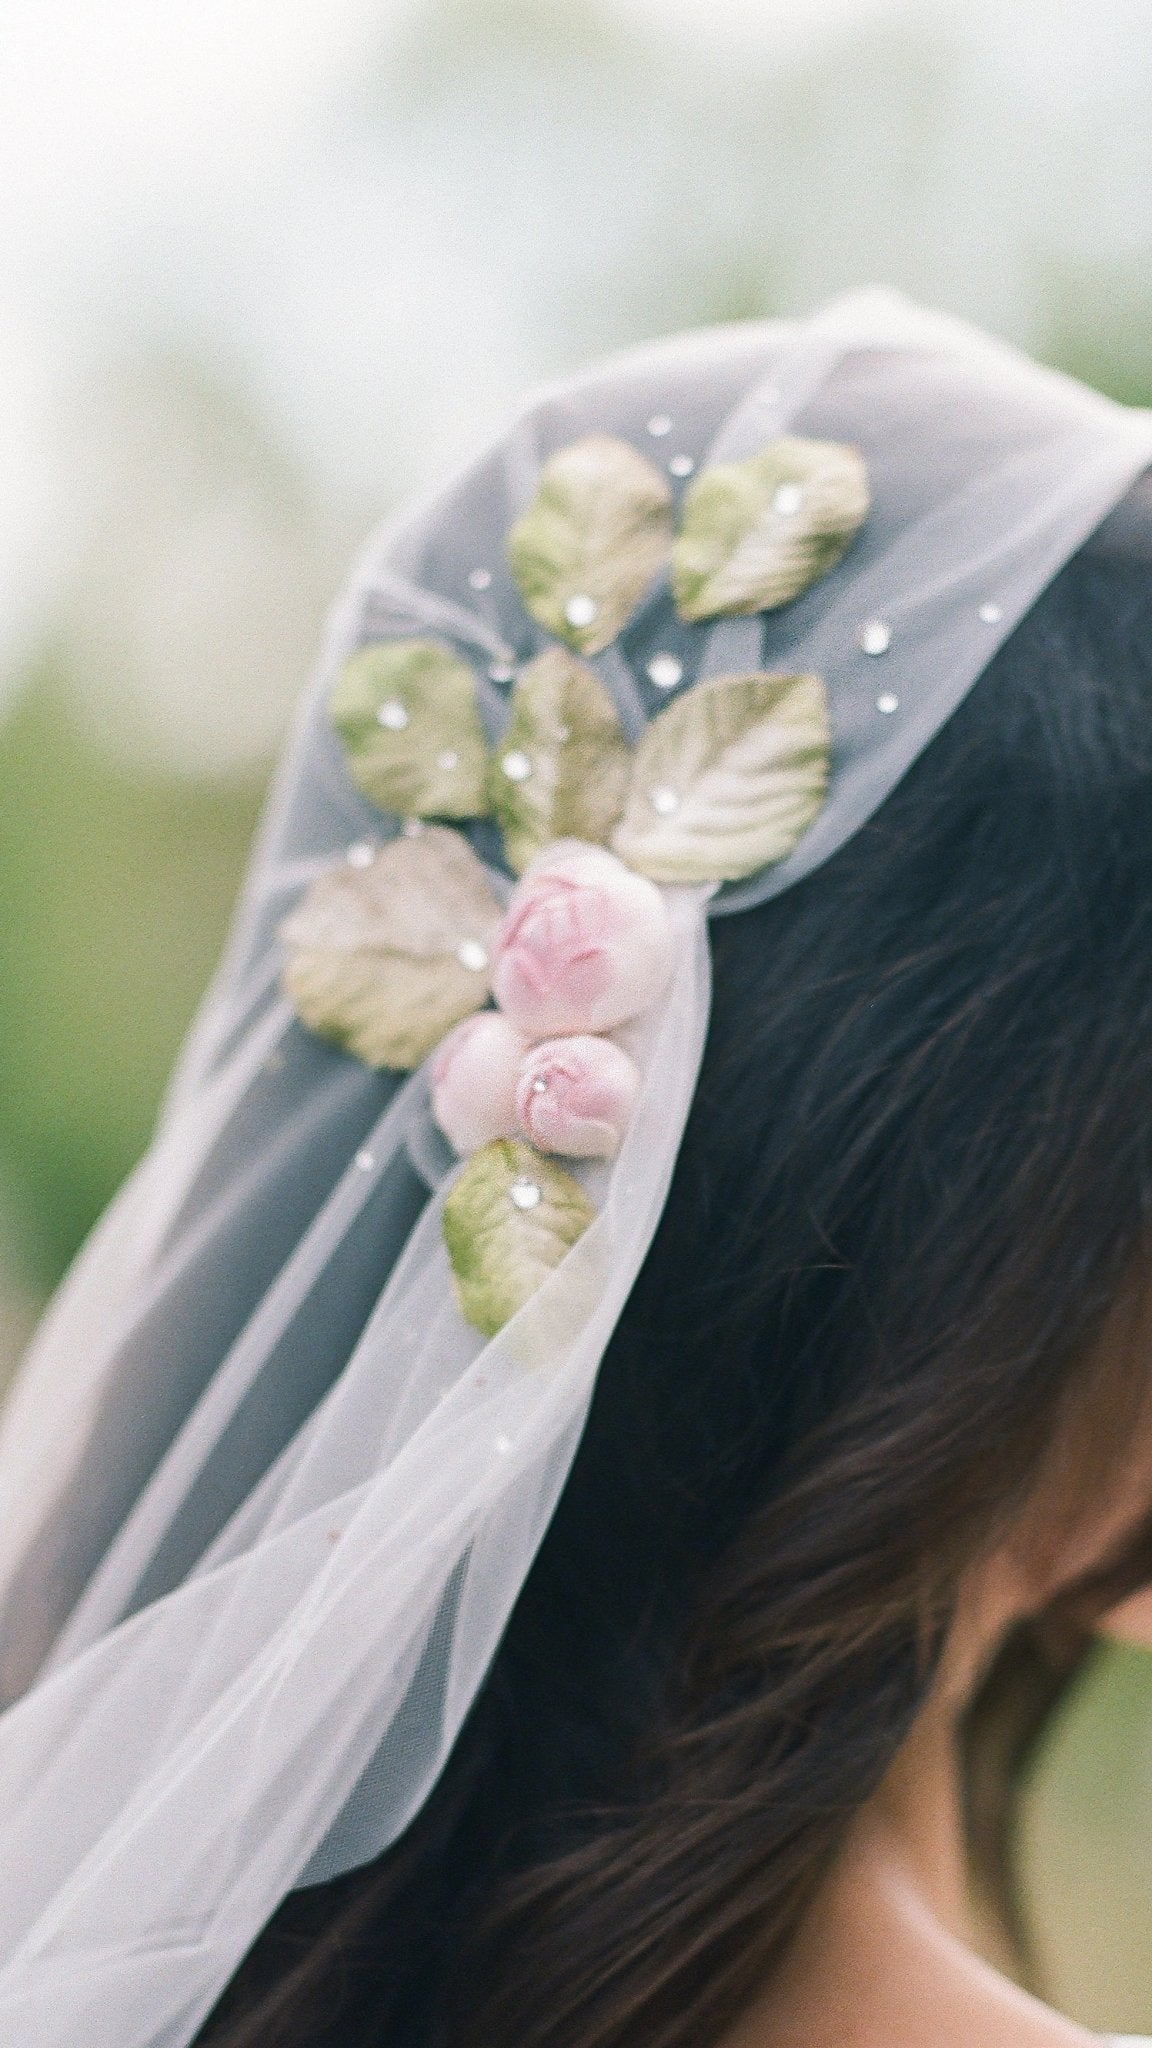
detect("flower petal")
(612, 670), (830, 884)
(507, 434), (673, 655)
(330, 638), (490, 819)
(279, 826), (503, 1070)
(488, 648), (631, 874)
(672, 436), (869, 621)
(443, 1139), (597, 1337)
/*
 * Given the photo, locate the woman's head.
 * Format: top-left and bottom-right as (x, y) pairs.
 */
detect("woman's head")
(201, 521), (1152, 2048)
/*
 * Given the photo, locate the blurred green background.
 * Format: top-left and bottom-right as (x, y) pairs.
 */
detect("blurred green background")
(2, 0), (1152, 2023)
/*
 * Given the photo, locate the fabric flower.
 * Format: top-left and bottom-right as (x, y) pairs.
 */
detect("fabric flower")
(491, 842), (674, 1039)
(431, 1012), (528, 1154)
(515, 1035), (640, 1159)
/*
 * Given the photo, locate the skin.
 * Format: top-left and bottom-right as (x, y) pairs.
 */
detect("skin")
(720, 1282), (1152, 2048)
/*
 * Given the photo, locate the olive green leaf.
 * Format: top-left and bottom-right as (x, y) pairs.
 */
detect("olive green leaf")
(487, 647), (631, 874)
(507, 434), (673, 656)
(672, 437), (869, 622)
(330, 639), (490, 819)
(279, 826), (504, 1070)
(612, 670), (830, 885)
(442, 1139), (597, 1338)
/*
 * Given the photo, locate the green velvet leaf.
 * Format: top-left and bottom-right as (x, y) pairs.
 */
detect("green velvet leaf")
(672, 436), (869, 621)
(442, 1138), (597, 1338)
(330, 639), (490, 819)
(612, 670), (830, 884)
(279, 826), (503, 1070)
(487, 647), (631, 874)
(506, 434), (673, 655)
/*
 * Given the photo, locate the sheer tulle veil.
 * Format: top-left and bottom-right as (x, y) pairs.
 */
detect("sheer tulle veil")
(0, 290), (1150, 2048)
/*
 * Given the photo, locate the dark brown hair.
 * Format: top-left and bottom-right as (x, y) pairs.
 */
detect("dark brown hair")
(199, 531), (1152, 2048)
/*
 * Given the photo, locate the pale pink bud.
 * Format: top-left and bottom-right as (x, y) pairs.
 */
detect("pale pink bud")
(431, 1012), (528, 1154)
(491, 842), (674, 1040)
(515, 1034), (641, 1159)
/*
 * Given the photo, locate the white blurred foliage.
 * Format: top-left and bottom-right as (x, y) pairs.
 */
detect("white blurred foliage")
(1, 0), (1152, 775)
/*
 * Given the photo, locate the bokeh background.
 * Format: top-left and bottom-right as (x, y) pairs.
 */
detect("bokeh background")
(2, 0), (1152, 2023)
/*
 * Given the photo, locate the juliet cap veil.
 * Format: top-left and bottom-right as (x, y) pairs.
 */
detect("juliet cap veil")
(0, 289), (1150, 2048)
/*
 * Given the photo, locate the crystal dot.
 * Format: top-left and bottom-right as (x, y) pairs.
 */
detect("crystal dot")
(858, 618), (893, 657)
(510, 1179), (542, 1210)
(564, 593), (598, 629)
(773, 482), (804, 517)
(649, 785), (680, 816)
(377, 699), (409, 730)
(502, 750), (533, 783)
(468, 567), (492, 591)
(354, 1148), (376, 1172)
(494, 1434), (514, 1455)
(532, 1076), (548, 1094)
(488, 661), (515, 684)
(979, 602), (1004, 625)
(646, 653), (684, 690)
(647, 412), (673, 437)
(457, 940), (489, 972)
(437, 749), (460, 771)
(346, 841), (375, 867)
(669, 453), (695, 477)
(876, 692), (900, 715)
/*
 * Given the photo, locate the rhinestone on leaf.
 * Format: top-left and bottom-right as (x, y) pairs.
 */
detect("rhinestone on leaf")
(354, 1148), (376, 1172)
(346, 841), (375, 867)
(876, 692), (899, 715)
(377, 699), (409, 730)
(437, 749), (460, 771)
(772, 482), (804, 517)
(646, 412), (673, 437)
(488, 660), (515, 684)
(509, 1179), (542, 1210)
(669, 453), (695, 477)
(468, 568), (492, 591)
(649, 785), (681, 816)
(979, 602), (1004, 625)
(502, 750), (533, 783)
(646, 653), (683, 690)
(457, 939), (489, 972)
(564, 593), (598, 629)
(858, 618), (893, 657)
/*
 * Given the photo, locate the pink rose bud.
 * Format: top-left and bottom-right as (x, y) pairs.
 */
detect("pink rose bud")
(431, 1012), (528, 1154)
(491, 843), (674, 1040)
(515, 1035), (641, 1159)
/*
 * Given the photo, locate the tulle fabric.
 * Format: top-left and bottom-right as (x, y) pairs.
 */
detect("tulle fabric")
(1, 290), (1152, 2046)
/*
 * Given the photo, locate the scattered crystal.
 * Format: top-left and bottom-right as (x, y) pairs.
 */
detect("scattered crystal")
(646, 412), (673, 437)
(564, 593), (598, 628)
(494, 1434), (514, 1454)
(502, 749), (533, 783)
(489, 660), (515, 683)
(979, 602), (1004, 625)
(876, 692), (900, 715)
(773, 482), (804, 517)
(468, 567), (492, 591)
(437, 749), (460, 771)
(858, 618), (892, 657)
(509, 1179), (542, 1210)
(531, 1076), (548, 1094)
(646, 653), (684, 690)
(457, 939), (489, 972)
(354, 1148), (376, 1172)
(346, 841), (375, 867)
(649, 785), (680, 816)
(669, 453), (695, 477)
(377, 699), (409, 730)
